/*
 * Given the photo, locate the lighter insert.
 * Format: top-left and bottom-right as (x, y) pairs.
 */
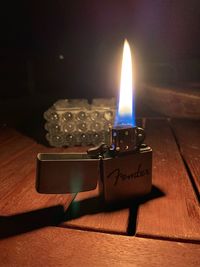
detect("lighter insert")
(36, 40), (152, 203)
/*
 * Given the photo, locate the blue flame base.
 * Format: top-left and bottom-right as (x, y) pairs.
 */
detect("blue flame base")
(114, 112), (136, 127)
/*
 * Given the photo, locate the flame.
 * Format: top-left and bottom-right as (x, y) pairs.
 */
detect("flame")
(115, 39), (135, 127)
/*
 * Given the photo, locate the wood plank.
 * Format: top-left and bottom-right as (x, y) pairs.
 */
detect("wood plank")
(61, 185), (130, 234)
(171, 119), (200, 197)
(136, 119), (200, 242)
(0, 227), (200, 267)
(0, 129), (75, 238)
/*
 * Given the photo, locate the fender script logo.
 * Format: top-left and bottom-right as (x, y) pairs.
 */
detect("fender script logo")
(107, 164), (149, 186)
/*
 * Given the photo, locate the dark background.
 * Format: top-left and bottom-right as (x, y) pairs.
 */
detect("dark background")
(0, 0), (200, 127)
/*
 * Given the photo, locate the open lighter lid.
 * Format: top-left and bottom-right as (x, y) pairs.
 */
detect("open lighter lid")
(36, 153), (99, 194)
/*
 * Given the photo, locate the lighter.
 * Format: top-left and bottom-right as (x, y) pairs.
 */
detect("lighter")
(36, 40), (152, 203)
(36, 124), (152, 203)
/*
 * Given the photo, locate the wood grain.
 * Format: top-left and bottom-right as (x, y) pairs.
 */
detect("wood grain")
(1, 227), (200, 267)
(171, 119), (200, 197)
(61, 185), (130, 234)
(0, 128), (75, 238)
(136, 119), (200, 242)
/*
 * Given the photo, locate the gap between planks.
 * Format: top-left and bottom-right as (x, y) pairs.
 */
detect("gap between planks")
(170, 119), (200, 201)
(61, 186), (133, 235)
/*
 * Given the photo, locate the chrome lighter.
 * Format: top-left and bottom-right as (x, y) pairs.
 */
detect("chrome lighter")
(36, 125), (152, 203)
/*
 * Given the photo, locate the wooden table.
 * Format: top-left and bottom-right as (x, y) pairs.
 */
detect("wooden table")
(0, 119), (200, 266)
